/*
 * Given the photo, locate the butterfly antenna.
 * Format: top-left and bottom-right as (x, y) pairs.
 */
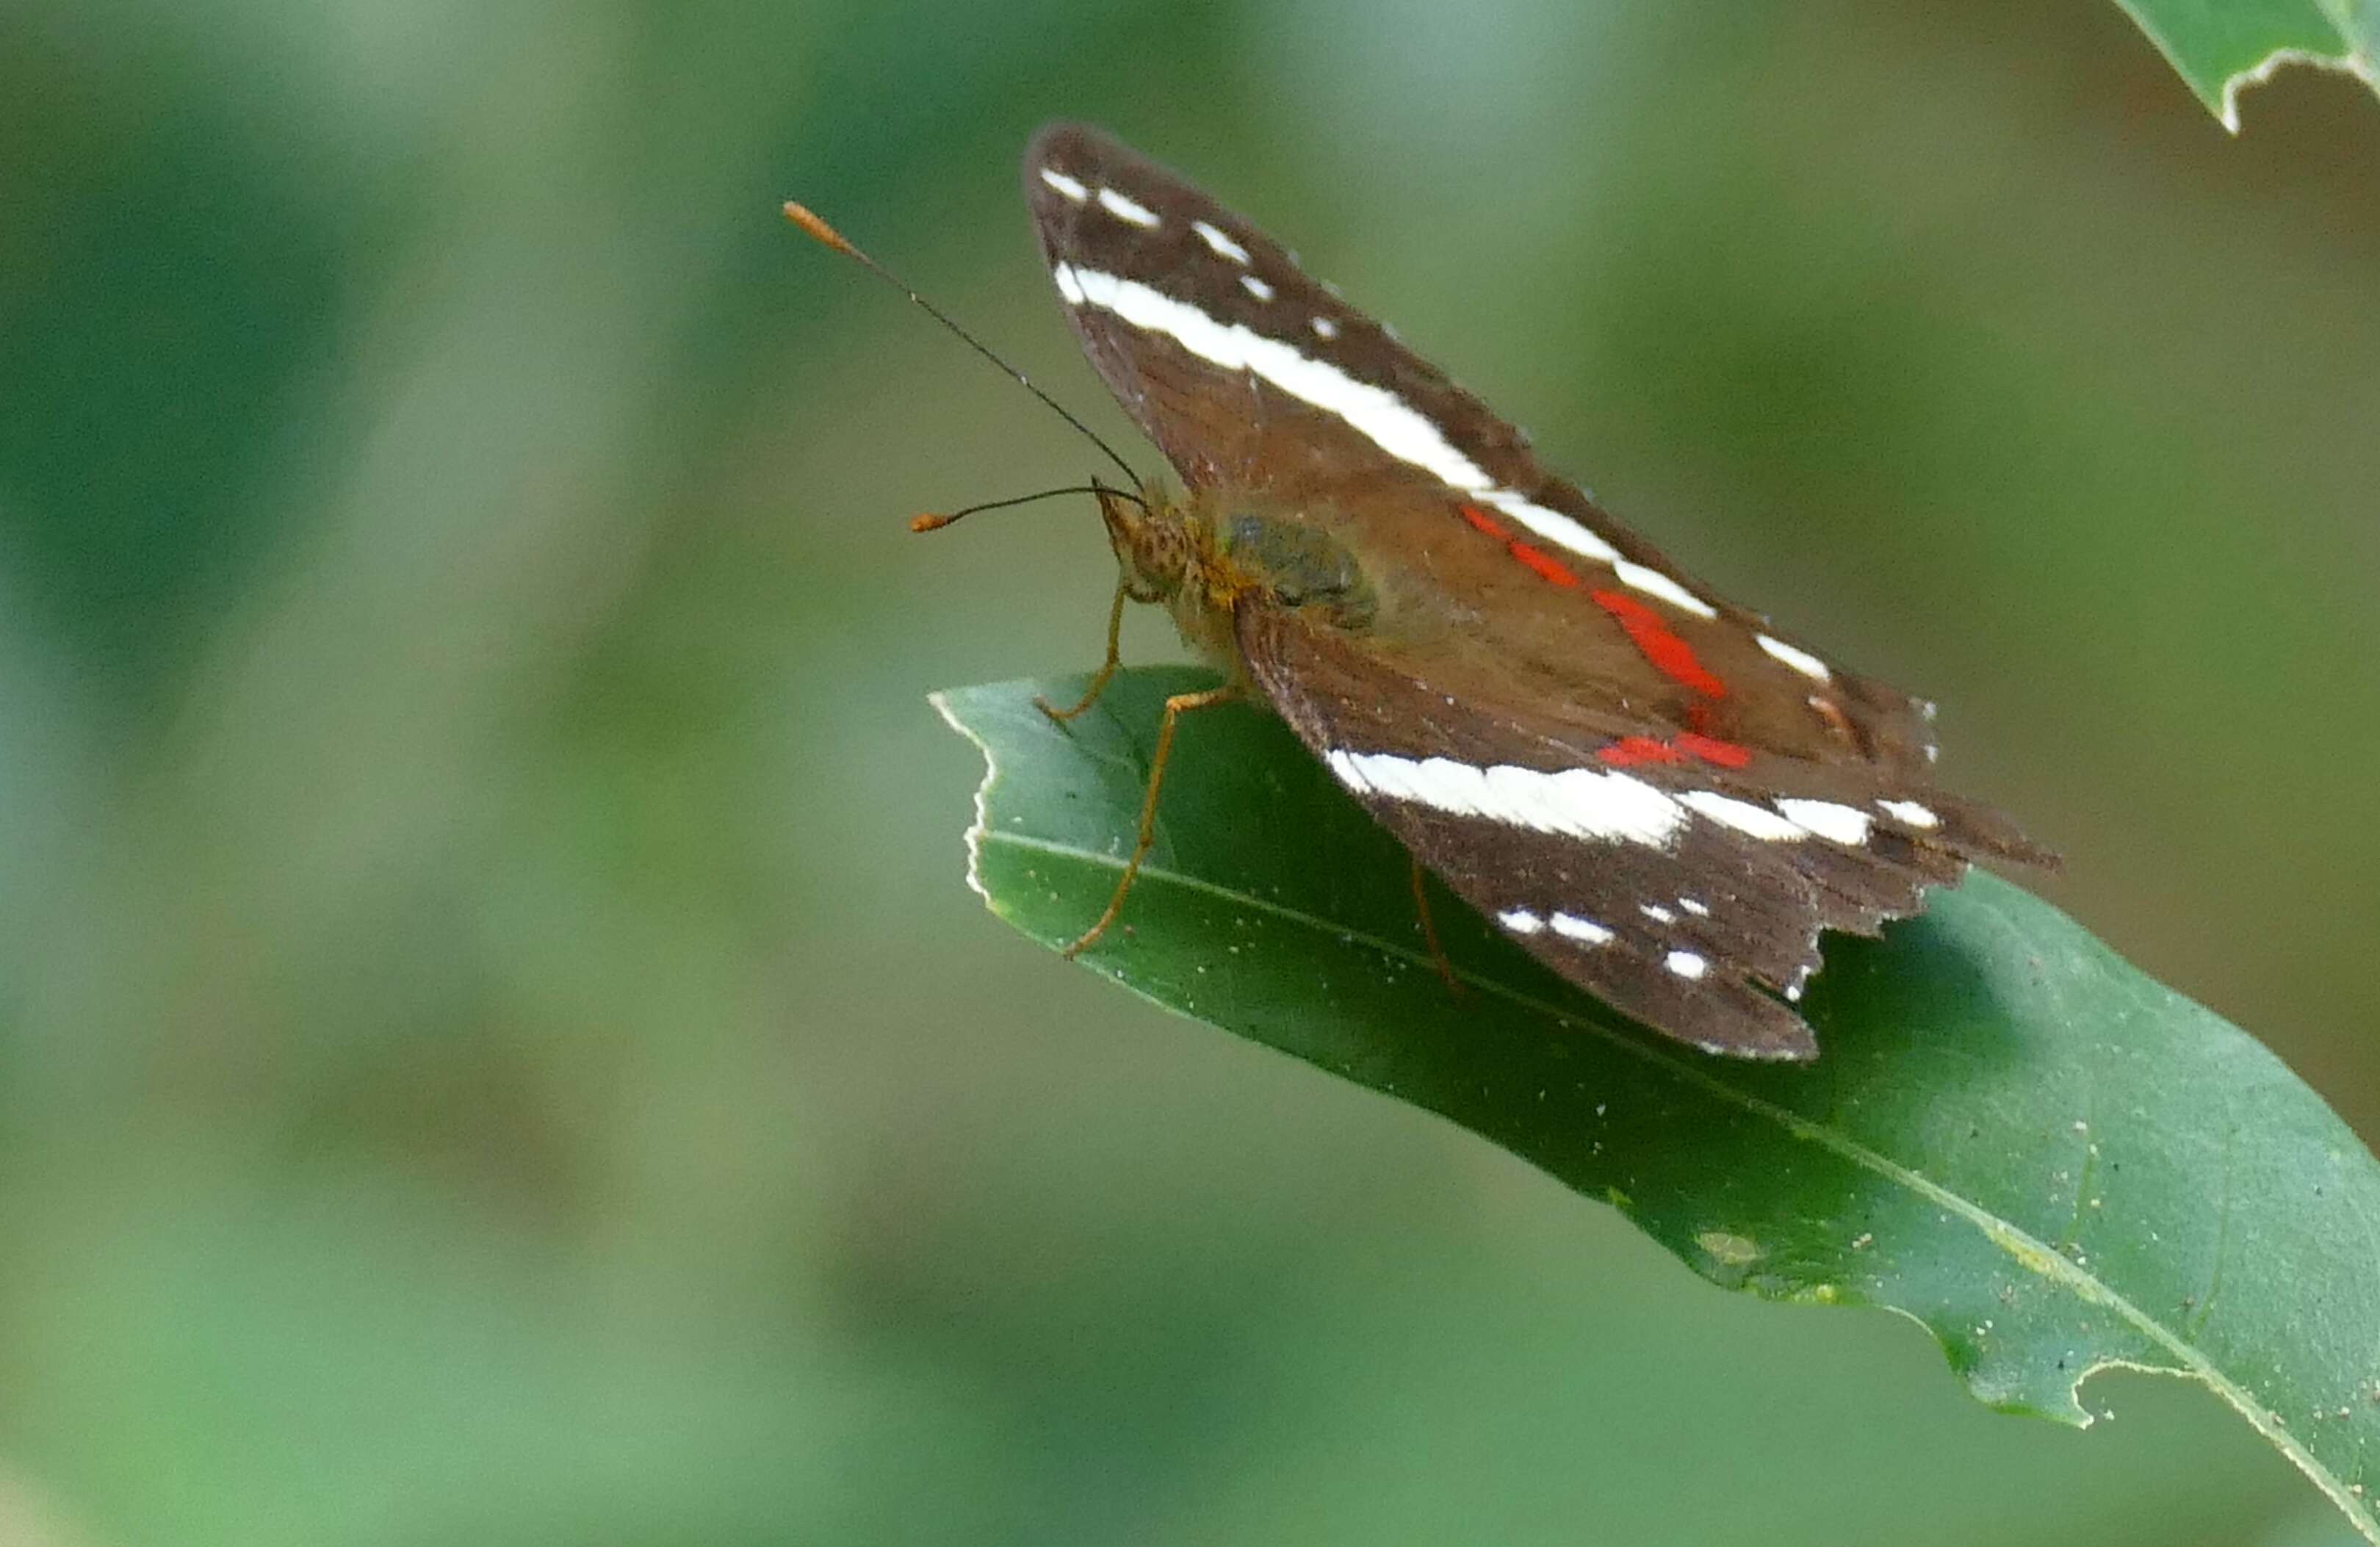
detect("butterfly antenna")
(910, 482), (1148, 533)
(784, 201), (1144, 488)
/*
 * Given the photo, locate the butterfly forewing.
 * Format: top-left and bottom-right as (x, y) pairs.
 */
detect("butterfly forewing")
(1025, 126), (1941, 768)
(1023, 121), (2055, 1058)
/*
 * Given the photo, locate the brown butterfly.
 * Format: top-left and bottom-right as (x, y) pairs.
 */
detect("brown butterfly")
(801, 123), (2055, 1060)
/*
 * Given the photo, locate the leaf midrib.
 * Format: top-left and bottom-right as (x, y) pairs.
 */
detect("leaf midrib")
(978, 821), (2367, 1539)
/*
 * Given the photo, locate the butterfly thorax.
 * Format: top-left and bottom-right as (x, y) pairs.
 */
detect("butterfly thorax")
(1103, 483), (1382, 680)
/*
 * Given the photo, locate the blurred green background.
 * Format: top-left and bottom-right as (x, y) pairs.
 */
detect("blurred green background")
(3, 0), (2376, 1542)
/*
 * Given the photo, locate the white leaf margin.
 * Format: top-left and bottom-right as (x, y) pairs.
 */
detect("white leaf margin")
(2114, 0), (2378, 131)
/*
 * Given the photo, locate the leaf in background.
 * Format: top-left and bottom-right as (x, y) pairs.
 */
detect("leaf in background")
(936, 667), (2380, 1545)
(2111, 0), (2377, 129)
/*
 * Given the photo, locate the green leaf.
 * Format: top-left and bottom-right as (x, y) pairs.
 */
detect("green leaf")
(935, 667), (2380, 1543)
(2110, 0), (2377, 129)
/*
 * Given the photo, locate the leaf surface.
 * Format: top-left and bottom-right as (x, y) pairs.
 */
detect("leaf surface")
(937, 667), (2380, 1543)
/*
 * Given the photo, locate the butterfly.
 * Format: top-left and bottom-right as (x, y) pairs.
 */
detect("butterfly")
(905, 123), (2055, 1060)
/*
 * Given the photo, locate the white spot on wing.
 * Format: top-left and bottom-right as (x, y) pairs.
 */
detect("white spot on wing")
(1059, 267), (1622, 571)
(1678, 898), (1710, 917)
(1039, 168), (1089, 203)
(1191, 220), (1250, 264)
(1051, 263), (1085, 306)
(1678, 790), (1808, 843)
(1324, 748), (1687, 847)
(1095, 187), (1161, 228)
(1665, 950), (1708, 980)
(1551, 912), (1614, 945)
(1310, 317), (1340, 339)
(1614, 560), (1717, 619)
(1776, 798), (1872, 845)
(1758, 634), (1832, 682)
(1878, 798), (1941, 829)
(1240, 274), (1275, 301)
(1640, 904), (1676, 924)
(1499, 906), (1545, 934)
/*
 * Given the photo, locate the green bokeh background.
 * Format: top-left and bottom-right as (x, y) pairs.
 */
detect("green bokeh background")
(4, 1), (2376, 1543)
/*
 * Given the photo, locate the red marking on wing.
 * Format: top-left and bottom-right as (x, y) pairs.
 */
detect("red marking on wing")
(1457, 503), (1510, 541)
(1590, 589), (1728, 700)
(1597, 735), (1687, 768)
(1675, 732), (1753, 769)
(1506, 541), (1579, 588)
(1454, 508), (1725, 693)
(1598, 732), (1755, 771)
(1457, 505), (1580, 588)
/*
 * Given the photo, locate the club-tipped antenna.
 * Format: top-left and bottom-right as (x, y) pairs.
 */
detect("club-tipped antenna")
(910, 481), (1148, 533)
(784, 201), (1143, 488)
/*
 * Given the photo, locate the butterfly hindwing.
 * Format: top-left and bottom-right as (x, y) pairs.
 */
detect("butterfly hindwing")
(1238, 602), (2044, 1056)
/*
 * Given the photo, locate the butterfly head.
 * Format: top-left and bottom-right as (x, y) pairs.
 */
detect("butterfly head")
(1097, 482), (1196, 604)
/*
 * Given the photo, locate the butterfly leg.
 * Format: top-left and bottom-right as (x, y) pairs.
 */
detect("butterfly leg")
(1408, 857), (1462, 995)
(1060, 683), (1241, 958)
(1036, 577), (1132, 724)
